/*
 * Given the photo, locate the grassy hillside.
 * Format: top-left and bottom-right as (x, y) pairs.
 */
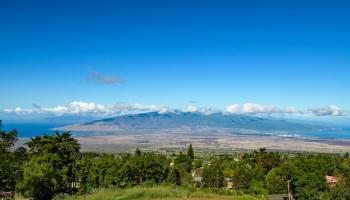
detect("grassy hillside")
(53, 185), (263, 200)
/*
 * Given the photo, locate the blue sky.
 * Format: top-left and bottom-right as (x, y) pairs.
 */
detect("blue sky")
(1, 0), (350, 120)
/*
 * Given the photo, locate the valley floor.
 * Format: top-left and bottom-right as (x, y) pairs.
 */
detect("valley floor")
(16, 129), (350, 154)
(73, 130), (350, 153)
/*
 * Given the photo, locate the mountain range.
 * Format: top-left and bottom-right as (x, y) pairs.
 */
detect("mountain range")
(57, 112), (327, 134)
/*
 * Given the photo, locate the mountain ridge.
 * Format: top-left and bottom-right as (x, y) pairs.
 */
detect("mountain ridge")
(57, 112), (326, 133)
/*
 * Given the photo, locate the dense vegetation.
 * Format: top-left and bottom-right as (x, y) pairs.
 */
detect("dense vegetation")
(1, 128), (350, 200)
(54, 185), (260, 200)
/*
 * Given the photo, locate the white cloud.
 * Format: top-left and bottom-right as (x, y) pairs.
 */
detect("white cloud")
(181, 105), (218, 115)
(242, 103), (276, 114)
(225, 103), (303, 115)
(283, 107), (302, 114)
(309, 105), (346, 116)
(43, 106), (69, 114)
(182, 105), (199, 113)
(3, 101), (169, 116)
(226, 103), (277, 114)
(225, 104), (241, 114)
(107, 103), (169, 114)
(198, 107), (218, 115)
(3, 107), (34, 114)
(3, 101), (347, 117)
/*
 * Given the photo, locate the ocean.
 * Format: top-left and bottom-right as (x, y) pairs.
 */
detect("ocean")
(2, 122), (71, 138)
(302, 129), (350, 139)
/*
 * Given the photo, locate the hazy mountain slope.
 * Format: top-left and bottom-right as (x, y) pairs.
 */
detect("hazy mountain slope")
(58, 112), (324, 132)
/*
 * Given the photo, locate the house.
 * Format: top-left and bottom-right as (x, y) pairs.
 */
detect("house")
(192, 168), (203, 187)
(224, 178), (233, 190)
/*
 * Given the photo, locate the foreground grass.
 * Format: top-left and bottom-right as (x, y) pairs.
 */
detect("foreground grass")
(53, 185), (263, 200)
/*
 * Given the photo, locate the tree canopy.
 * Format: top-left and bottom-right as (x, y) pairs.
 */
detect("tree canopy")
(2, 128), (350, 200)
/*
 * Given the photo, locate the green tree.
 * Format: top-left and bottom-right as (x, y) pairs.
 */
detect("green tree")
(174, 152), (192, 173)
(167, 167), (181, 185)
(18, 132), (80, 199)
(265, 166), (288, 194)
(135, 147), (142, 156)
(232, 162), (254, 190)
(14, 146), (28, 161)
(252, 148), (282, 173)
(115, 152), (169, 187)
(0, 129), (23, 198)
(292, 173), (320, 200)
(0, 129), (18, 153)
(322, 186), (350, 200)
(194, 159), (203, 169)
(17, 154), (62, 200)
(26, 131), (80, 158)
(187, 143), (194, 161)
(288, 155), (333, 200)
(248, 180), (268, 197)
(202, 161), (224, 188)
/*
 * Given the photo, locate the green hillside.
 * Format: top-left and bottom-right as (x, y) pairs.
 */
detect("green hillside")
(53, 185), (261, 200)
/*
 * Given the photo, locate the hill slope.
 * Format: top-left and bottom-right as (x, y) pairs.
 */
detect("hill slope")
(53, 185), (261, 200)
(58, 112), (324, 133)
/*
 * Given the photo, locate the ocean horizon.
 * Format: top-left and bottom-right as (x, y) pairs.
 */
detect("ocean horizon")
(2, 122), (70, 138)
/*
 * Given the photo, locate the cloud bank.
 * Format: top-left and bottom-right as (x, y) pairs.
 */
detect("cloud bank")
(4, 101), (168, 116)
(3, 102), (347, 117)
(182, 105), (218, 115)
(225, 103), (301, 115)
(309, 105), (347, 116)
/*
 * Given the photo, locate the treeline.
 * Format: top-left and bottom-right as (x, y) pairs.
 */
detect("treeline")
(1, 129), (350, 200)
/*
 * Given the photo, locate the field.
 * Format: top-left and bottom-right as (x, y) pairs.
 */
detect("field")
(76, 131), (350, 154)
(52, 185), (262, 200)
